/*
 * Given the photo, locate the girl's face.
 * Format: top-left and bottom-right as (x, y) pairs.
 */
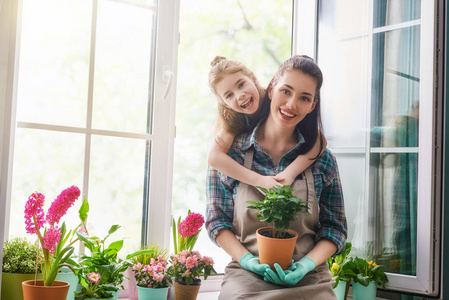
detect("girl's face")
(268, 69), (317, 130)
(215, 71), (260, 115)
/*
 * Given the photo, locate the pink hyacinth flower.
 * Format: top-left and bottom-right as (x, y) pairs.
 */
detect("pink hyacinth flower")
(178, 212), (204, 237)
(42, 226), (62, 254)
(46, 186), (81, 226)
(24, 192), (46, 235)
(88, 272), (101, 284)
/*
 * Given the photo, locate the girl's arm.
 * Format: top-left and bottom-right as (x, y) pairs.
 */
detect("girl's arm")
(208, 128), (279, 190)
(274, 132), (327, 186)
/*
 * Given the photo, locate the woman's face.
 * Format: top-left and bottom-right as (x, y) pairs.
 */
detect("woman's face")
(268, 69), (317, 130)
(215, 71), (260, 115)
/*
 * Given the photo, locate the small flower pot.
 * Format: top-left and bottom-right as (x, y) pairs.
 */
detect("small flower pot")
(333, 281), (347, 300)
(174, 279), (201, 300)
(55, 267), (79, 300)
(256, 227), (298, 270)
(138, 286), (169, 300)
(125, 267), (138, 300)
(351, 281), (377, 300)
(22, 279), (70, 300)
(1, 272), (42, 300)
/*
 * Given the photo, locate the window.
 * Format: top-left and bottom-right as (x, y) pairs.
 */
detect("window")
(172, 0), (294, 273)
(3, 0), (179, 258)
(293, 0), (440, 295)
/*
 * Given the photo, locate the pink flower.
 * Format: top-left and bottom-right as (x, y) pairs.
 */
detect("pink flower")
(88, 272), (101, 284)
(186, 256), (198, 269)
(153, 273), (164, 282)
(178, 212), (204, 237)
(24, 192), (46, 234)
(42, 226), (62, 253)
(132, 263), (142, 271)
(201, 256), (214, 266)
(46, 186), (80, 226)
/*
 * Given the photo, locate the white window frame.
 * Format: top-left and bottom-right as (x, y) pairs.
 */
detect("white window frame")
(0, 0), (180, 289)
(292, 0), (440, 296)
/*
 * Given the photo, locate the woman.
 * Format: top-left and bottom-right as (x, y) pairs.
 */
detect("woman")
(206, 55), (347, 299)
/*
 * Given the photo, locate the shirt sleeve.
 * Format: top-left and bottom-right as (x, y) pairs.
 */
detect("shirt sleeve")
(205, 166), (236, 246)
(315, 151), (348, 255)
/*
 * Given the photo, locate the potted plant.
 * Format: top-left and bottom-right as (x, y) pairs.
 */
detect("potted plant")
(172, 211), (205, 254)
(246, 185), (309, 270)
(345, 256), (389, 300)
(75, 271), (117, 300)
(125, 244), (166, 300)
(75, 224), (132, 299)
(22, 186), (81, 300)
(131, 254), (172, 300)
(1, 237), (42, 300)
(169, 250), (216, 300)
(327, 242), (355, 300)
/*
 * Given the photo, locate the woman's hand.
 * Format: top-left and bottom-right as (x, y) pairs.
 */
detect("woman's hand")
(239, 253), (271, 277)
(264, 257), (316, 286)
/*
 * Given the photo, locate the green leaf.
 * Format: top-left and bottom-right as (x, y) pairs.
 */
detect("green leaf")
(108, 240), (124, 252)
(108, 225), (121, 235)
(79, 196), (89, 223)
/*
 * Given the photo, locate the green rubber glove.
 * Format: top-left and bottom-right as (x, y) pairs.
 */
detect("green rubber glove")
(239, 252), (271, 277)
(264, 257), (316, 286)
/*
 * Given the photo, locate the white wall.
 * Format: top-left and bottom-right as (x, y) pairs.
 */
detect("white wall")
(0, 0), (19, 291)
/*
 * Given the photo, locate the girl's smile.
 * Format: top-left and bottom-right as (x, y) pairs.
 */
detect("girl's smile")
(215, 71), (260, 115)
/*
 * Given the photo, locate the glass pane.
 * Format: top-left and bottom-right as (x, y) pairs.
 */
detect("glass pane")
(16, 0), (91, 127)
(374, 0), (421, 28)
(367, 152), (418, 275)
(371, 26), (420, 148)
(318, 0), (370, 148)
(333, 153), (366, 243)
(9, 129), (85, 238)
(89, 135), (147, 255)
(92, 0), (156, 134)
(173, 0), (293, 273)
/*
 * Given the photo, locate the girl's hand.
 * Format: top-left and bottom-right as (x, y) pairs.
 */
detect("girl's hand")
(273, 170), (295, 186)
(255, 175), (280, 190)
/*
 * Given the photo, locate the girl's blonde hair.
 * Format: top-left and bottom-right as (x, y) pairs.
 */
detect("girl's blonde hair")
(208, 56), (265, 135)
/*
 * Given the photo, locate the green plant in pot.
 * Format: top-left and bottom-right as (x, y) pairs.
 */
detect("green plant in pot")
(1, 237), (42, 300)
(327, 242), (355, 300)
(22, 186), (82, 300)
(246, 185), (309, 270)
(75, 224), (132, 299)
(345, 256), (388, 300)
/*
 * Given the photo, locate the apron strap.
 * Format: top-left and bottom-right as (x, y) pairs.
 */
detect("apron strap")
(243, 146), (254, 169)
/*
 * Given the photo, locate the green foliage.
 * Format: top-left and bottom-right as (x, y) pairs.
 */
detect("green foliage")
(2, 237), (42, 274)
(345, 256), (389, 289)
(126, 244), (167, 265)
(246, 185), (309, 237)
(327, 242), (356, 288)
(76, 225), (131, 291)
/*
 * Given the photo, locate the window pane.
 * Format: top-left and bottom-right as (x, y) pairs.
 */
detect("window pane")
(318, 0), (370, 148)
(92, 0), (156, 134)
(173, 0), (293, 273)
(368, 152), (417, 275)
(88, 135), (147, 254)
(374, 0), (421, 28)
(9, 129), (85, 238)
(371, 26), (420, 148)
(16, 0), (91, 127)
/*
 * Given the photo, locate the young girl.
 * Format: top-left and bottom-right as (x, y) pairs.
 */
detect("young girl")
(207, 56), (326, 189)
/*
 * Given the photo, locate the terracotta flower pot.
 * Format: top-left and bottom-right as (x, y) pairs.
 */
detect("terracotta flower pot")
(174, 279), (201, 300)
(256, 227), (298, 270)
(22, 279), (70, 300)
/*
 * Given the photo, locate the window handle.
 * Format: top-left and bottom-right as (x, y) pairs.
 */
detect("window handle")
(162, 65), (174, 99)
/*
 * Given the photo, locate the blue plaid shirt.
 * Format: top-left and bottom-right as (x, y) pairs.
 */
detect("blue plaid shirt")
(205, 123), (347, 254)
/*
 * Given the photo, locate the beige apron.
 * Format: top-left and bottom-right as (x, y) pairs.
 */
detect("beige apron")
(219, 147), (336, 300)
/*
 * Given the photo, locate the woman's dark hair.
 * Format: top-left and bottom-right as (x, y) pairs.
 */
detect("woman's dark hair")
(260, 55), (325, 157)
